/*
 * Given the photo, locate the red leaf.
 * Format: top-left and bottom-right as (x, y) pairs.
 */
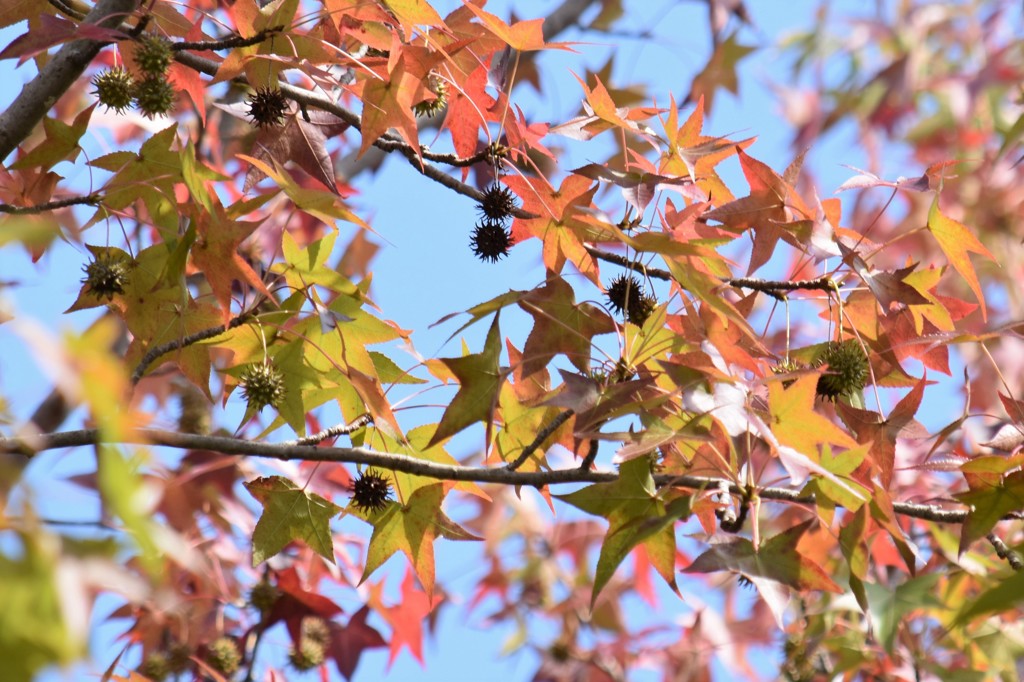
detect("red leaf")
(327, 606), (387, 680)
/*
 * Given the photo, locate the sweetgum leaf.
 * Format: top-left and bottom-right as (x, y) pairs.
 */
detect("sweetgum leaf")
(245, 475), (342, 565)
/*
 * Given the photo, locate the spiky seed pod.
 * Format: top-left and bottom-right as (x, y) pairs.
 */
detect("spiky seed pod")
(814, 339), (869, 401)
(92, 67), (135, 113)
(82, 252), (129, 300)
(240, 362), (286, 412)
(470, 218), (513, 262)
(626, 294), (657, 327)
(177, 383), (211, 435)
(605, 273), (645, 315)
(166, 644), (192, 674)
(133, 76), (175, 118)
(246, 87), (289, 128)
(477, 182), (518, 223)
(351, 470), (392, 514)
(300, 617), (330, 647)
(248, 579), (280, 614)
(204, 637), (241, 677)
(289, 636), (327, 671)
(138, 652), (170, 681)
(413, 77), (448, 118)
(771, 359), (803, 388)
(134, 34), (173, 76)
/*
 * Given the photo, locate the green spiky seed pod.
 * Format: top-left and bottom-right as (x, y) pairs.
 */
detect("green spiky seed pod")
(289, 636), (327, 671)
(814, 340), (869, 401)
(134, 34), (173, 76)
(477, 182), (517, 223)
(82, 252), (129, 300)
(413, 78), (448, 118)
(351, 470), (392, 514)
(138, 652), (170, 681)
(133, 76), (175, 118)
(301, 617), (330, 647)
(92, 67), (135, 113)
(240, 363), (286, 412)
(204, 637), (241, 677)
(248, 579), (280, 614)
(771, 359), (804, 388)
(246, 87), (289, 128)
(166, 644), (192, 674)
(470, 218), (512, 262)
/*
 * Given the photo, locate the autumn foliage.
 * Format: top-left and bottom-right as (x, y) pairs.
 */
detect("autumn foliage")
(2, 0), (1024, 680)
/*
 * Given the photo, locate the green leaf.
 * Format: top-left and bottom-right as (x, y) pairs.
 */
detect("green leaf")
(864, 574), (943, 653)
(356, 483), (480, 596)
(428, 314), (506, 447)
(556, 457), (686, 605)
(955, 569), (1024, 625)
(245, 475), (342, 565)
(955, 470), (1024, 556)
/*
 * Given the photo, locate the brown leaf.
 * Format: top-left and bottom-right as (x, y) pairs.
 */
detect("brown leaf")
(244, 109), (349, 193)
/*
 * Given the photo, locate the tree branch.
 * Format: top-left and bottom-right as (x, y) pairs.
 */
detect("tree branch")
(130, 312), (252, 385)
(987, 532), (1024, 571)
(506, 409), (574, 470)
(2, 427), (1011, 527)
(0, 0), (141, 161)
(0, 193), (101, 214)
(171, 26), (285, 53)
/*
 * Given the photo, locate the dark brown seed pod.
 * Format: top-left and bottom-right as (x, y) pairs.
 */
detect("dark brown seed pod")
(477, 182), (517, 222)
(470, 218), (513, 262)
(246, 87), (290, 128)
(351, 469), (392, 514)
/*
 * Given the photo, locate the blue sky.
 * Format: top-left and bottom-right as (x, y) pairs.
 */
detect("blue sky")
(0, 1), (950, 680)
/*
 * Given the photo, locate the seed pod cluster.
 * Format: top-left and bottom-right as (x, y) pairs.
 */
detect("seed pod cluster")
(289, 617), (330, 671)
(131, 34), (175, 118)
(204, 637), (241, 677)
(92, 67), (135, 113)
(470, 182), (517, 262)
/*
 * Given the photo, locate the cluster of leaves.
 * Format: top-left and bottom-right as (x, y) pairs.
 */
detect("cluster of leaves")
(1, 1), (1024, 681)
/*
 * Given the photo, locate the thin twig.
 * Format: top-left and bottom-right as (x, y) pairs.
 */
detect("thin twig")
(1, 427), (1014, 526)
(0, 194), (101, 214)
(987, 532), (1024, 571)
(505, 409), (575, 470)
(130, 312), (252, 384)
(171, 26), (285, 52)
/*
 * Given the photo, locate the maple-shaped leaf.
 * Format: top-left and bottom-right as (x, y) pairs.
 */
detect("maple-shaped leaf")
(356, 44), (447, 159)
(504, 174), (600, 283)
(369, 568), (443, 669)
(550, 73), (660, 142)
(462, 2), (573, 52)
(189, 199), (273, 322)
(955, 468), (1024, 556)
(518, 278), (615, 377)
(327, 605), (386, 680)
(243, 107), (349, 193)
(687, 31), (756, 114)
(572, 162), (698, 215)
(428, 314), (507, 448)
(264, 566), (343, 644)
(556, 457), (688, 605)
(837, 375), (928, 486)
(683, 520), (842, 624)
(954, 568), (1024, 626)
(11, 104), (94, 170)
(245, 475), (342, 565)
(926, 197), (995, 320)
(355, 483), (480, 596)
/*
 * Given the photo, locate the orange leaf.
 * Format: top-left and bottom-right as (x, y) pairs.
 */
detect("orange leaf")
(926, 198), (995, 320)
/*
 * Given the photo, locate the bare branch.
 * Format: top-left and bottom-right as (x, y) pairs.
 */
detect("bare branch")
(0, 194), (101, 214)
(987, 532), (1024, 571)
(130, 312), (253, 385)
(0, 0), (141, 161)
(171, 26), (285, 52)
(506, 409), (575, 470)
(1, 427), (1010, 526)
(284, 414), (372, 446)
